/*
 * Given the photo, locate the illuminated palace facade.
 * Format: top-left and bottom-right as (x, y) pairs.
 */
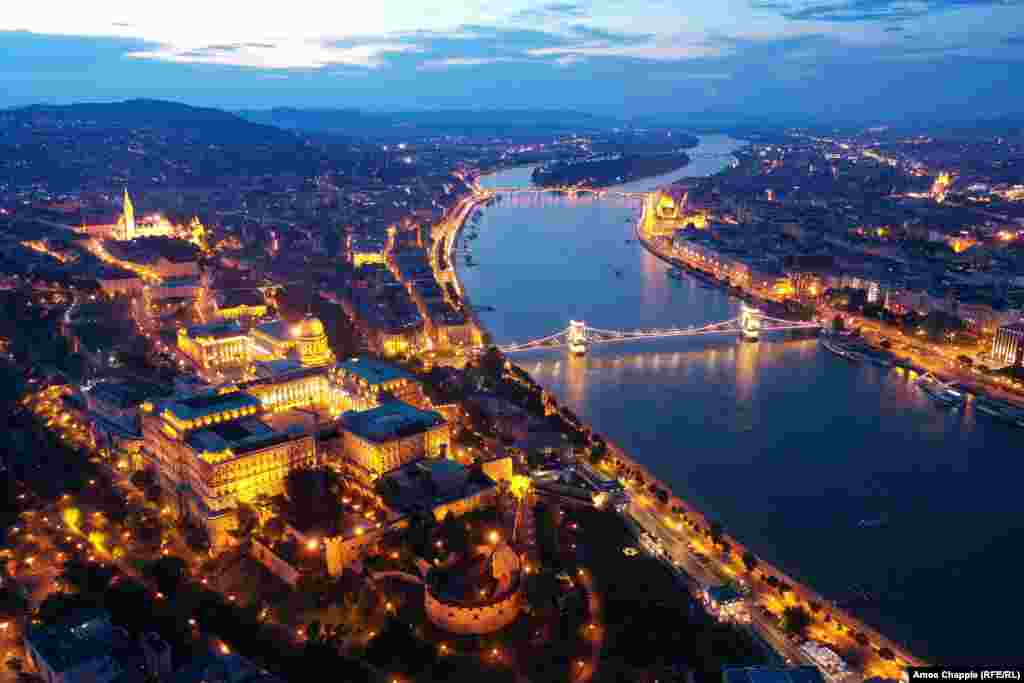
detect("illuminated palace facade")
(140, 346), (444, 543)
(140, 388), (315, 546)
(250, 315), (335, 368)
(178, 321), (251, 370)
(178, 314), (336, 373)
(339, 401), (451, 481)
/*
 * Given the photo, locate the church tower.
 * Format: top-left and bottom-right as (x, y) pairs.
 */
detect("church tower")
(122, 187), (136, 240)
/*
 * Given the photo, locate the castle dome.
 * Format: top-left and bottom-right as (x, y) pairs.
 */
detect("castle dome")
(293, 314), (326, 339)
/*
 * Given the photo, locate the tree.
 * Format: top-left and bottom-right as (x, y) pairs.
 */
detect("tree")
(59, 559), (113, 596)
(478, 346), (505, 382)
(853, 631), (870, 647)
(438, 511), (468, 556)
(263, 516), (286, 543)
(147, 555), (188, 595)
(37, 592), (96, 625)
(230, 503), (259, 545)
(708, 521), (724, 545)
(143, 483), (163, 507)
(832, 316), (845, 333)
(130, 469), (156, 490)
(525, 570), (561, 614)
(782, 606), (812, 639)
(878, 647), (895, 661)
(741, 551), (759, 573)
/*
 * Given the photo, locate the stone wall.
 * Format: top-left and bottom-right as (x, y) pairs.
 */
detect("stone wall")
(250, 540), (300, 587)
(424, 585), (522, 635)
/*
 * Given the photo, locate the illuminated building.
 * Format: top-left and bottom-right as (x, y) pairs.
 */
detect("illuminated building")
(424, 541), (523, 634)
(339, 401), (450, 480)
(992, 321), (1024, 366)
(96, 267), (145, 297)
(178, 321), (251, 370)
(931, 172), (953, 203)
(349, 235), (388, 267)
(111, 188), (175, 241)
(656, 192), (679, 219)
(238, 365), (341, 415)
(702, 584), (749, 623)
(116, 187), (136, 241)
(214, 290), (267, 321)
(140, 388), (314, 546)
(250, 315), (334, 368)
(332, 357), (427, 408)
(102, 237), (201, 280)
(24, 610), (174, 683)
(378, 458), (498, 522)
(186, 216), (209, 252)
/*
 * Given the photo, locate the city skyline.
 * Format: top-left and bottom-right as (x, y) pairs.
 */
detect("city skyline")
(2, 0), (1023, 120)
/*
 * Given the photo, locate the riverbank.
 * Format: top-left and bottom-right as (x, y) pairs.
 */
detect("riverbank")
(444, 176), (925, 671)
(533, 152), (692, 188)
(634, 197), (807, 322)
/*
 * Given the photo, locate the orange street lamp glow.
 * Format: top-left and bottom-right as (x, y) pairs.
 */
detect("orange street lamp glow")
(307, 539), (319, 551)
(488, 530), (500, 544)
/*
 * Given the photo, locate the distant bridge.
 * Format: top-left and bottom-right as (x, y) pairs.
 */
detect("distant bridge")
(496, 307), (819, 354)
(480, 186), (649, 199)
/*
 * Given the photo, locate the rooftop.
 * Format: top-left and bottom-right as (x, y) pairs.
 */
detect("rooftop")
(164, 389), (262, 423)
(105, 236), (199, 264)
(335, 356), (415, 386)
(25, 610), (118, 675)
(185, 416), (282, 455)
(253, 319), (291, 342)
(217, 288), (266, 309)
(377, 458), (495, 514)
(182, 320), (245, 340)
(87, 378), (170, 407)
(341, 400), (445, 443)
(707, 583), (744, 605)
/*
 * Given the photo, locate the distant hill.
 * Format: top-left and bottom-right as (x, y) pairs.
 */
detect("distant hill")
(237, 107), (627, 139)
(3, 99), (297, 146)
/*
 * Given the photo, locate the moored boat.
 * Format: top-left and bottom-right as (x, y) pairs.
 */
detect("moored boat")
(916, 374), (964, 407)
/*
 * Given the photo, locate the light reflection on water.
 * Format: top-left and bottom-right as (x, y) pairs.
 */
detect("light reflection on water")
(464, 136), (1023, 665)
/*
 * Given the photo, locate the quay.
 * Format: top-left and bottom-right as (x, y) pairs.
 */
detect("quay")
(432, 178), (927, 677)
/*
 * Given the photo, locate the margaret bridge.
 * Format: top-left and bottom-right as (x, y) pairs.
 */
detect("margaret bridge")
(496, 306), (820, 354)
(481, 186), (649, 199)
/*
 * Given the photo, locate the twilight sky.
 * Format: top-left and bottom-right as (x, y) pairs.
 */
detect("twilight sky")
(1, 0), (1022, 120)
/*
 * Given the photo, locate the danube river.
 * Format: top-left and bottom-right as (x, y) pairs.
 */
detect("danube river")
(461, 135), (1016, 665)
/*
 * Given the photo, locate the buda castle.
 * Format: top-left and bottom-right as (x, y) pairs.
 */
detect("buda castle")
(146, 313), (447, 546)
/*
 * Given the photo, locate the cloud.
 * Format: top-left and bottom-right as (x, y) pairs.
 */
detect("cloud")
(416, 56), (531, 71)
(513, 2), (590, 20)
(127, 40), (420, 69)
(759, 0), (1024, 22)
(567, 24), (653, 44)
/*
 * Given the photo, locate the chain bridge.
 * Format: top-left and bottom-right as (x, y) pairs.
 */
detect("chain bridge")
(496, 306), (820, 354)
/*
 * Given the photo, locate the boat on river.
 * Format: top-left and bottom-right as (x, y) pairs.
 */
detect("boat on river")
(916, 374), (965, 407)
(974, 396), (1024, 426)
(822, 339), (862, 363)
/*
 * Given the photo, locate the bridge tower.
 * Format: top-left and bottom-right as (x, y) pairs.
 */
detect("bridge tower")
(568, 320), (587, 355)
(740, 305), (761, 342)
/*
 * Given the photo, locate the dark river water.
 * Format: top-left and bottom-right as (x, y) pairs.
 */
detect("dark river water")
(460, 135), (1016, 665)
